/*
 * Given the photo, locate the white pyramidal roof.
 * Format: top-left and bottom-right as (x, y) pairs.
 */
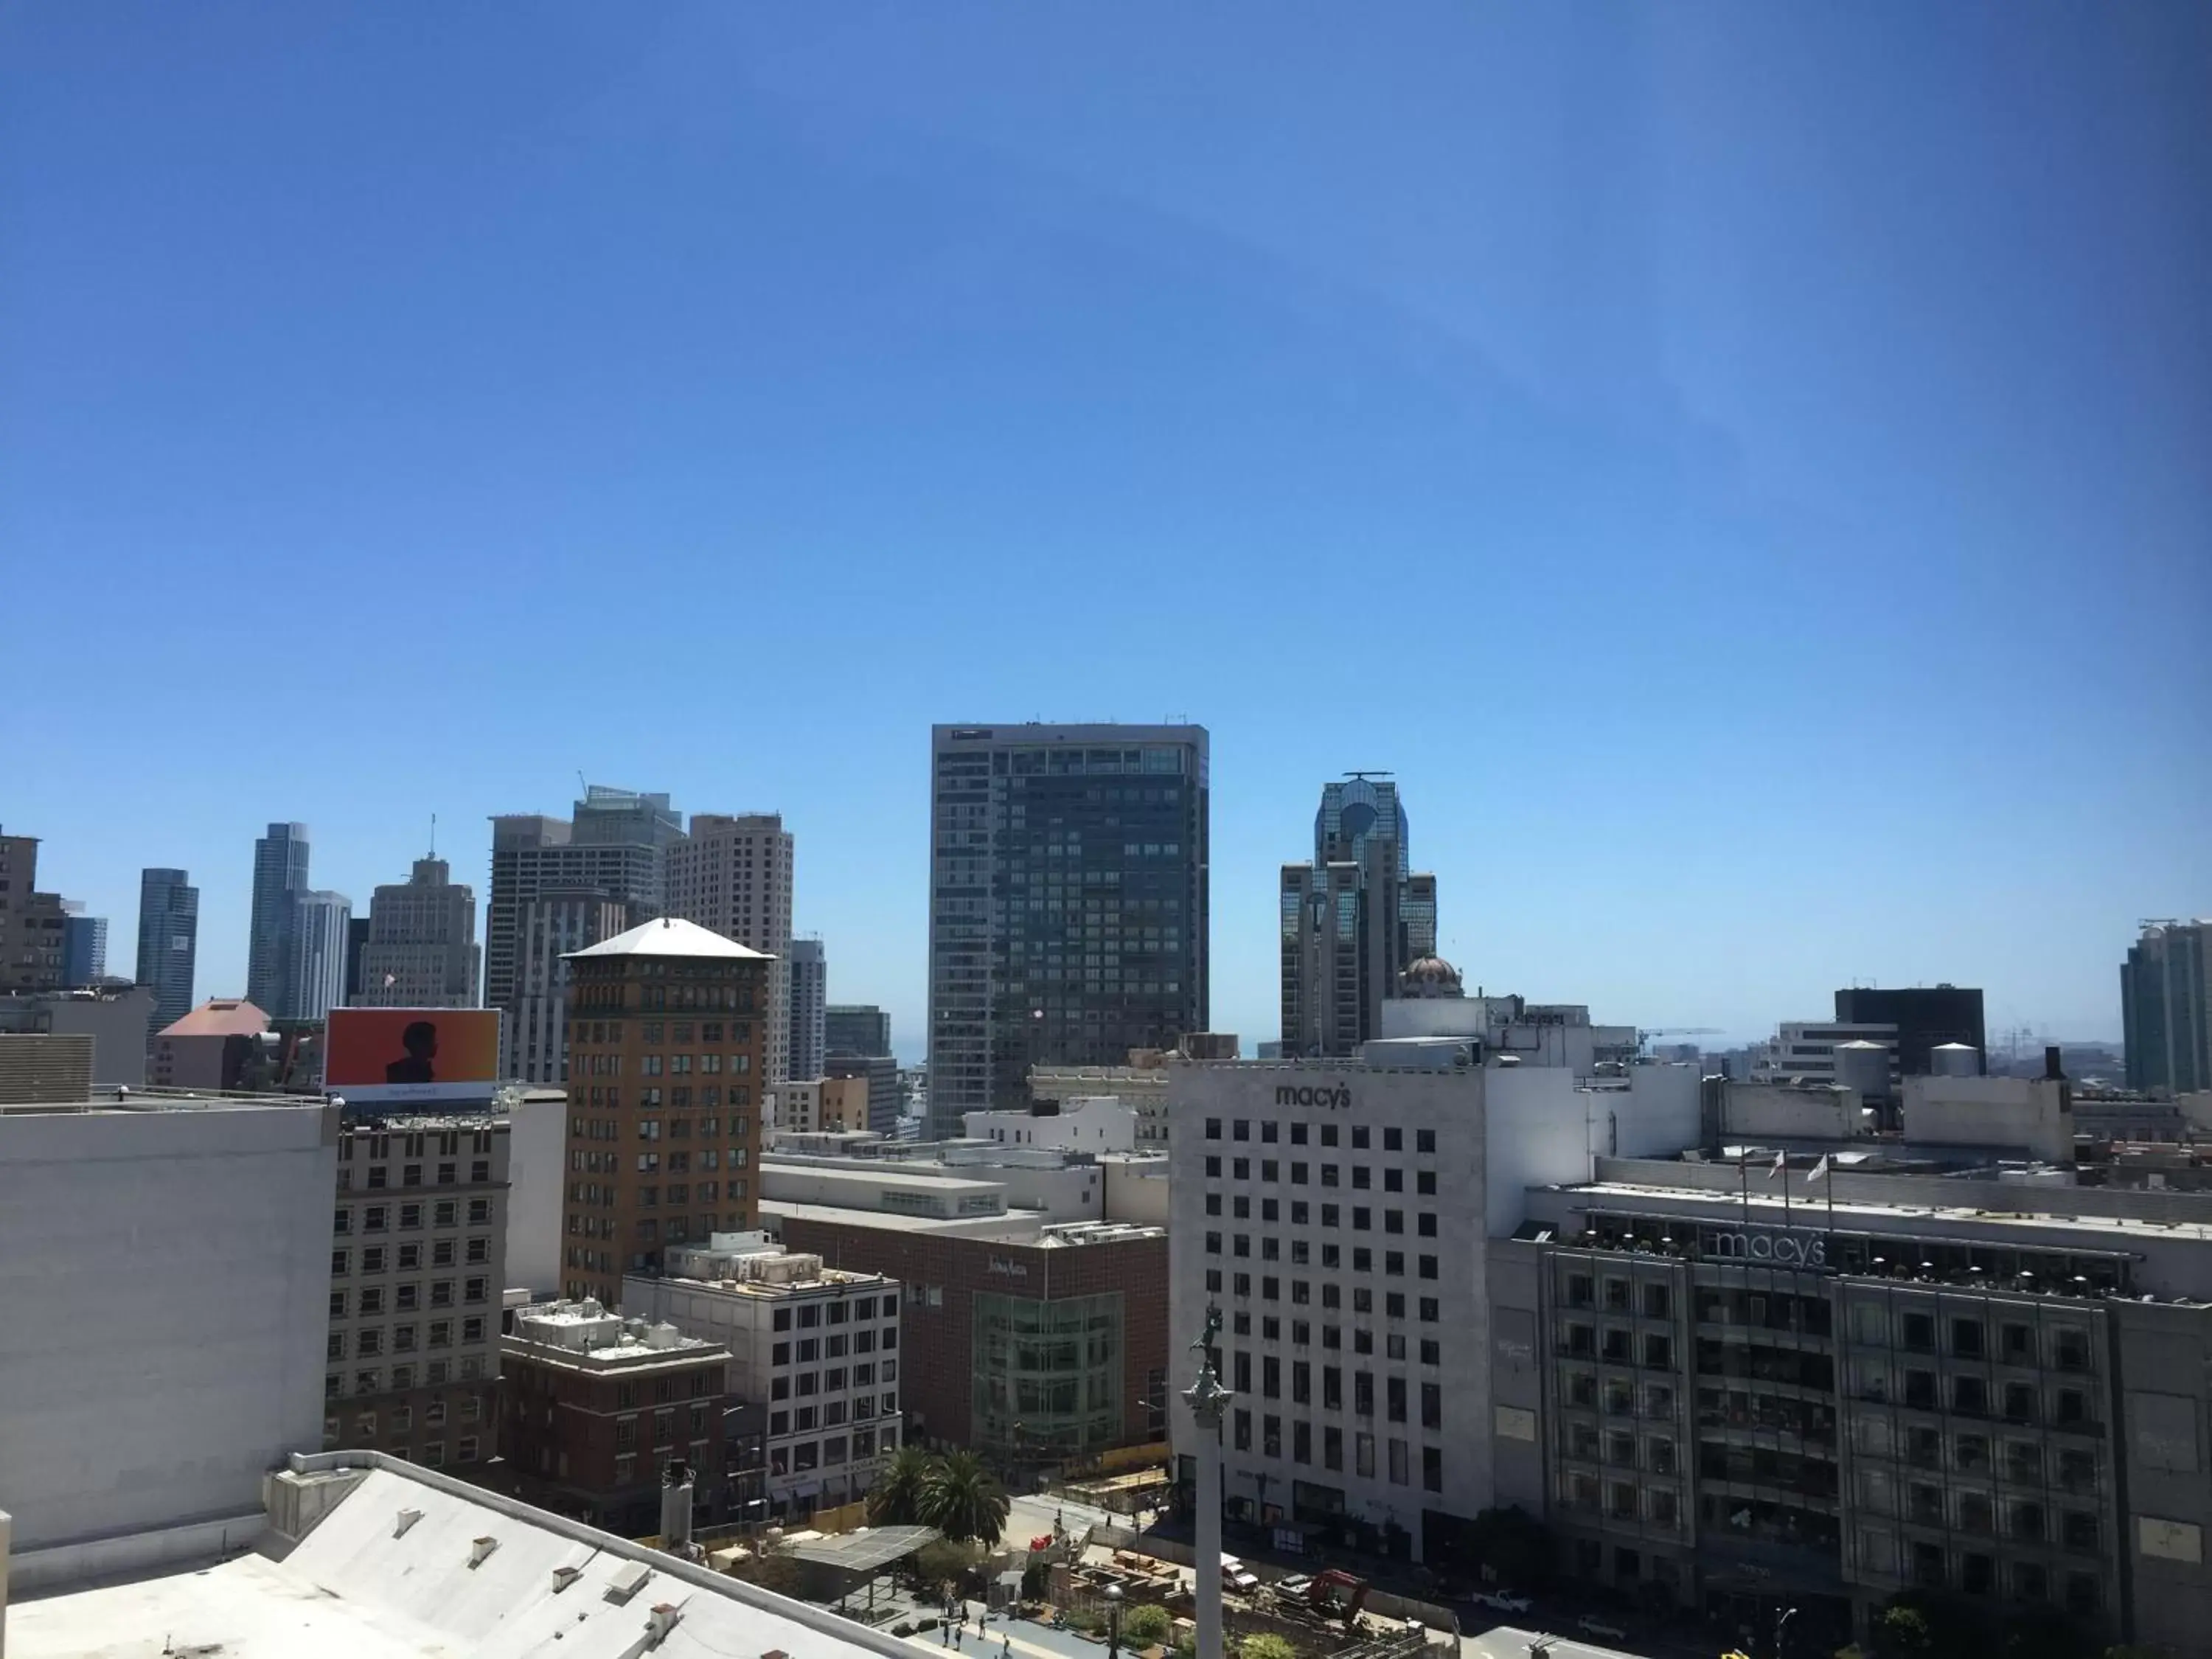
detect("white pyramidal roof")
(564, 916), (774, 961)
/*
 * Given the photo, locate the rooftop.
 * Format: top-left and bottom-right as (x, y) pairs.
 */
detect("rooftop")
(0, 1082), (327, 1117)
(9, 1453), (923, 1659)
(505, 1298), (729, 1367)
(566, 916), (773, 961)
(156, 997), (271, 1038)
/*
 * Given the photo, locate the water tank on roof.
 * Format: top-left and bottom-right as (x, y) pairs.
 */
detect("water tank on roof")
(1833, 1040), (1890, 1101)
(1931, 1042), (1980, 1077)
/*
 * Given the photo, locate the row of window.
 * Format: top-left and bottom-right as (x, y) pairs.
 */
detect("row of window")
(332, 1239), (490, 1275)
(326, 1356), (487, 1397)
(1202, 1157), (1439, 1193)
(769, 1360), (897, 1400)
(1223, 1307), (1441, 1356)
(334, 1200), (492, 1234)
(1562, 1470), (1682, 1530)
(772, 1296), (894, 1331)
(1852, 1416), (2101, 1490)
(1858, 1531), (2104, 1614)
(767, 1389), (892, 1430)
(1851, 1304), (2096, 1371)
(1204, 1262), (1440, 1300)
(327, 1317), (487, 1358)
(581, 1087), (755, 1113)
(1206, 1120), (1436, 1155)
(330, 1279), (487, 1316)
(326, 1425), (482, 1467)
(1853, 1364), (2098, 1427)
(346, 1130), (494, 1160)
(338, 1159), (493, 1192)
(1558, 1324), (1674, 1369)
(771, 1330), (892, 1365)
(1206, 1215), (1439, 1253)
(766, 1423), (893, 1476)
(1230, 1411), (1444, 1491)
(1224, 1352), (1444, 1424)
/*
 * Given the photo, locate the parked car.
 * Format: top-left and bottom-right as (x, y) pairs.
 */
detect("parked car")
(1469, 1590), (1532, 1615)
(1219, 1556), (1261, 1593)
(1576, 1613), (1628, 1643)
(1276, 1574), (1314, 1599)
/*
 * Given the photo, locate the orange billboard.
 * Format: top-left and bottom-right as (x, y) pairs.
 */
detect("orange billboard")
(324, 1008), (501, 1104)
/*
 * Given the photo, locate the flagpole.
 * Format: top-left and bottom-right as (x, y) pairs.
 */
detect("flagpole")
(1781, 1154), (1791, 1227)
(1739, 1148), (1750, 1229)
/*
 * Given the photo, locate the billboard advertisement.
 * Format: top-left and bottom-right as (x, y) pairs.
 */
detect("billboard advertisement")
(324, 1007), (501, 1105)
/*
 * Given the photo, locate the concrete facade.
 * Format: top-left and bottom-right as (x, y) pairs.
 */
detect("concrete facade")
(1166, 1052), (1700, 1565)
(0, 827), (67, 993)
(504, 1086), (569, 1298)
(967, 1093), (1140, 1152)
(665, 813), (796, 1085)
(0, 1093), (335, 1560)
(326, 1114), (509, 1472)
(627, 1234), (902, 1517)
(352, 856), (480, 1009)
(0, 984), (154, 1088)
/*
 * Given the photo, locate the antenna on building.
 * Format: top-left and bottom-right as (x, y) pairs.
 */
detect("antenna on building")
(1343, 770), (1395, 781)
(429, 813), (437, 858)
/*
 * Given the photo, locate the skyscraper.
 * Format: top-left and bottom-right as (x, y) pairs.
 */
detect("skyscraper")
(60, 905), (108, 988)
(1279, 774), (1438, 1057)
(925, 723), (1209, 1138)
(135, 868), (199, 1031)
(484, 786), (682, 1078)
(786, 937), (826, 1082)
(0, 826), (67, 993)
(246, 823), (311, 1013)
(284, 890), (352, 1021)
(507, 889), (630, 1082)
(665, 813), (796, 1082)
(352, 856), (479, 1008)
(2123, 920), (2212, 1095)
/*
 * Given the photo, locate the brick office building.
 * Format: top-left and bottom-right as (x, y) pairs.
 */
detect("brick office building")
(771, 1208), (1168, 1470)
(500, 1298), (732, 1535)
(560, 917), (773, 1307)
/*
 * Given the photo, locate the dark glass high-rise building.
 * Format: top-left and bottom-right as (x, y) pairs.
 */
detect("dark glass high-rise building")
(927, 723), (1208, 1138)
(1279, 775), (1439, 1057)
(1831, 984), (1986, 1077)
(135, 869), (198, 1032)
(2121, 923), (2210, 1094)
(246, 824), (310, 1015)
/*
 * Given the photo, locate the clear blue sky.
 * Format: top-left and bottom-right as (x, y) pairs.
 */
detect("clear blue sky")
(4, 4), (2206, 1057)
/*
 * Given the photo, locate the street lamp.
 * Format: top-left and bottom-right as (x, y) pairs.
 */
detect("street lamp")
(1105, 1582), (1124, 1659)
(1774, 1606), (1798, 1659)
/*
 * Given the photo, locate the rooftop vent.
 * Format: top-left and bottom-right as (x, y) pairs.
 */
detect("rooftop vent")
(394, 1507), (424, 1537)
(646, 1601), (685, 1646)
(553, 1565), (584, 1593)
(605, 1560), (655, 1604)
(469, 1535), (500, 1568)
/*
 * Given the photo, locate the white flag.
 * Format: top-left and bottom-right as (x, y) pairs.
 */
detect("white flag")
(1767, 1149), (1787, 1180)
(1808, 1153), (1832, 1183)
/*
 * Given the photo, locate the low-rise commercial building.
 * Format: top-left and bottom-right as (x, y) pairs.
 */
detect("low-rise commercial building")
(500, 1298), (732, 1535)
(1489, 1156), (2212, 1656)
(625, 1231), (902, 1520)
(150, 996), (273, 1088)
(967, 1093), (1139, 1152)
(0, 1085), (335, 1588)
(771, 1203), (1168, 1470)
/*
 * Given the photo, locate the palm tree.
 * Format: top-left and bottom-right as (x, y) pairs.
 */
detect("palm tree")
(868, 1444), (936, 1526)
(919, 1450), (1011, 1545)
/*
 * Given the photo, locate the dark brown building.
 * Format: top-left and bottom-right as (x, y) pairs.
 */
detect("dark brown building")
(560, 917), (772, 1306)
(772, 1210), (1168, 1470)
(500, 1298), (732, 1535)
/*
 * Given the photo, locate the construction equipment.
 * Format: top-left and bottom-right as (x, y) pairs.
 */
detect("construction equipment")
(1303, 1568), (1369, 1625)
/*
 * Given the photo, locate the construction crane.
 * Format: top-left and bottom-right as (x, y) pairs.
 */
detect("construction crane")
(1638, 1026), (1721, 1053)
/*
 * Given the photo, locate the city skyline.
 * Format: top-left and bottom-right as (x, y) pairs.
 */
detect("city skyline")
(5, 751), (2183, 1061)
(7, 7), (2206, 1058)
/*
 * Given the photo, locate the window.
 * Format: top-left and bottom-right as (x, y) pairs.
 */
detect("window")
(1415, 1130), (1435, 1154)
(1421, 1381), (1441, 1428)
